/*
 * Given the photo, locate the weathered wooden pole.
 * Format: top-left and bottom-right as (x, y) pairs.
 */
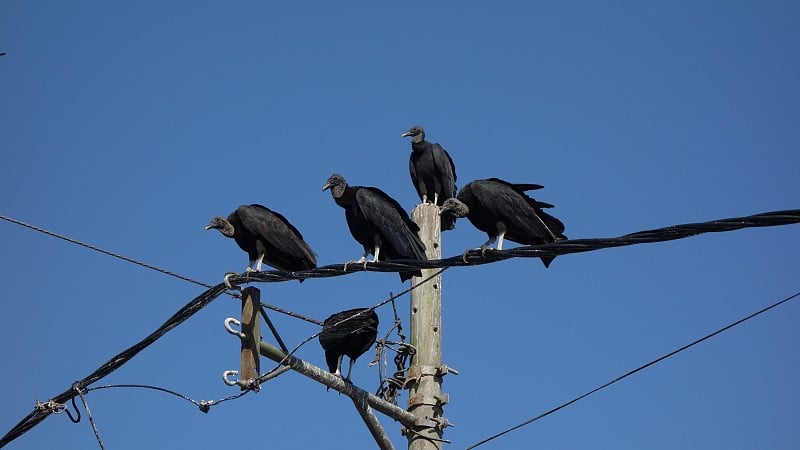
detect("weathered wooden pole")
(239, 287), (261, 387)
(408, 203), (447, 450)
(257, 340), (423, 428)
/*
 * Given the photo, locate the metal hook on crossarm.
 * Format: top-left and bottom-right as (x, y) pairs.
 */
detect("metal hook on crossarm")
(223, 370), (240, 386)
(224, 317), (245, 339)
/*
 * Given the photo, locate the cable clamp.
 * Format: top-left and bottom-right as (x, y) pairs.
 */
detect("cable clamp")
(408, 393), (450, 408)
(406, 364), (459, 384)
(400, 415), (455, 435)
(35, 399), (66, 414)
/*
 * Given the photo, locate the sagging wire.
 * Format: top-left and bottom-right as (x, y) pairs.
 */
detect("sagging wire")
(0, 283), (229, 448)
(86, 384), (251, 414)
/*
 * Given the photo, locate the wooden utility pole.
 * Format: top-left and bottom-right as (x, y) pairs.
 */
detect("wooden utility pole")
(408, 203), (447, 450)
(239, 287), (261, 386)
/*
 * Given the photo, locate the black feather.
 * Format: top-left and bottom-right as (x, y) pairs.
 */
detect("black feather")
(319, 308), (379, 378)
(206, 204), (317, 273)
(324, 174), (427, 281)
(404, 126), (458, 231)
(454, 179), (567, 267)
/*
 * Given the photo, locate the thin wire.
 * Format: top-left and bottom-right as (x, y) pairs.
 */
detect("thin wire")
(0, 213), (317, 326)
(0, 214), (214, 289)
(464, 289), (800, 450)
(260, 302), (323, 326)
(86, 384), (250, 413)
(74, 386), (105, 450)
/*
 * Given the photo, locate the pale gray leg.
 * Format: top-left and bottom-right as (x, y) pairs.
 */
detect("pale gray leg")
(345, 358), (356, 381)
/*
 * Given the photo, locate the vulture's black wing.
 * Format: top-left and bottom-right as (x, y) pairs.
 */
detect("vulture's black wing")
(354, 187), (426, 261)
(237, 204), (317, 271)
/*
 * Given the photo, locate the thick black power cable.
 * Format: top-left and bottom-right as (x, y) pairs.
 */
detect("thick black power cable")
(229, 209), (800, 284)
(0, 283), (229, 448)
(4, 210), (798, 288)
(464, 289), (800, 450)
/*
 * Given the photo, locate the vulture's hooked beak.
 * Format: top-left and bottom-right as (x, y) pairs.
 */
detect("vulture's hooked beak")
(321, 182), (332, 192)
(401, 130), (413, 138)
(204, 225), (213, 231)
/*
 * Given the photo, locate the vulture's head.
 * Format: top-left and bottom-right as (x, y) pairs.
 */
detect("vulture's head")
(322, 173), (348, 198)
(205, 216), (234, 237)
(401, 125), (426, 144)
(439, 198), (470, 219)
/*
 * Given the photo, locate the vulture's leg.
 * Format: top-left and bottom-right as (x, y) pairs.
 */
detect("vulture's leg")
(334, 354), (344, 378)
(253, 253), (266, 272)
(344, 252), (369, 272)
(477, 236), (497, 257)
(344, 358), (356, 382)
(371, 245), (381, 263)
(497, 231), (505, 251)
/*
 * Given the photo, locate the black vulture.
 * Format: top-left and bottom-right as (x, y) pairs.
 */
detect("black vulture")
(440, 178), (567, 267)
(322, 173), (427, 282)
(318, 308), (379, 381)
(402, 125), (458, 230)
(205, 204), (317, 273)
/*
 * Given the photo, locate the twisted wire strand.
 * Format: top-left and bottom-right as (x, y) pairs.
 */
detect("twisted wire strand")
(230, 209), (800, 284)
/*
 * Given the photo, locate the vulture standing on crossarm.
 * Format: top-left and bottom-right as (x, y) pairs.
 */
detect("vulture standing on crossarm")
(402, 125), (458, 230)
(440, 178), (567, 267)
(205, 204), (317, 274)
(322, 173), (427, 282)
(318, 308), (379, 381)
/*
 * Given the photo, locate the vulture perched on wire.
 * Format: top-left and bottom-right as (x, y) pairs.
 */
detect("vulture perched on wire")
(402, 125), (458, 230)
(318, 308), (379, 381)
(322, 173), (427, 282)
(205, 204), (317, 273)
(440, 178), (567, 267)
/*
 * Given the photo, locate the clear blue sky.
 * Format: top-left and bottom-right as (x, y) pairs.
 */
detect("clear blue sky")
(2, 2), (799, 449)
